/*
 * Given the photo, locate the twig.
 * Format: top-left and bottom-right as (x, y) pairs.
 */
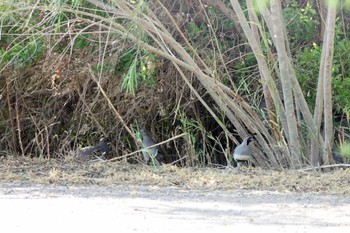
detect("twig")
(104, 132), (187, 162)
(170, 155), (188, 165)
(45, 126), (50, 159)
(15, 93), (25, 156)
(75, 79), (107, 137)
(6, 76), (17, 154)
(298, 164), (350, 171)
(88, 64), (137, 143)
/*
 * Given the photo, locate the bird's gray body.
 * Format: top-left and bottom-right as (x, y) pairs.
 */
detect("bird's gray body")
(76, 138), (109, 159)
(233, 135), (255, 167)
(139, 130), (159, 165)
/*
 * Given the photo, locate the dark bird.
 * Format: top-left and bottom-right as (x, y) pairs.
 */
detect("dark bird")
(76, 138), (109, 160)
(139, 129), (160, 165)
(233, 135), (256, 167)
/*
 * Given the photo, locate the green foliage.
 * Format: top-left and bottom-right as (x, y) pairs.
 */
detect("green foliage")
(295, 43), (321, 109)
(177, 110), (218, 164)
(232, 52), (259, 97)
(283, 1), (319, 45)
(0, 1), (17, 25)
(73, 35), (90, 50)
(325, 0), (339, 9)
(251, 0), (270, 15)
(345, 0), (350, 11)
(117, 48), (157, 95)
(234, 53), (257, 77)
(340, 142), (350, 163)
(333, 77), (350, 115)
(186, 21), (206, 38)
(295, 39), (350, 117)
(291, 4), (350, 118)
(0, 36), (45, 68)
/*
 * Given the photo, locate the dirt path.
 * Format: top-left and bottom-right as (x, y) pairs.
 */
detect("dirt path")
(1, 182), (349, 233)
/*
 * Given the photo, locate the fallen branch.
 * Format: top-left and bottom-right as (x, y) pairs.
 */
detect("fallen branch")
(298, 163), (350, 172)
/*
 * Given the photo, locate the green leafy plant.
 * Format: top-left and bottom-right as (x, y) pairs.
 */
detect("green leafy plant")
(340, 142), (350, 163)
(0, 36), (45, 68)
(283, 1), (320, 45)
(295, 43), (321, 108)
(117, 48), (157, 95)
(295, 26), (350, 117)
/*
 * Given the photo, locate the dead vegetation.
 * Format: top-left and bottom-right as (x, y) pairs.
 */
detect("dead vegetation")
(0, 156), (349, 194)
(1, 49), (212, 159)
(0, 0), (259, 167)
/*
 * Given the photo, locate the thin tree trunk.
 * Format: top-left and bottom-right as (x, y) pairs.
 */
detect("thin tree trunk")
(318, 0), (327, 42)
(247, 0), (260, 45)
(246, 0), (279, 141)
(322, 0), (337, 165)
(229, 0), (288, 137)
(311, 4), (327, 165)
(270, 0), (301, 167)
(276, 0), (292, 58)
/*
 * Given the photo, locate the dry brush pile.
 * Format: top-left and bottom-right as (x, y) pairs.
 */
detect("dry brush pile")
(0, 0), (236, 167)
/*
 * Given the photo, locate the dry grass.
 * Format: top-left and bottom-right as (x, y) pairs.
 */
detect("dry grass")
(0, 156), (349, 194)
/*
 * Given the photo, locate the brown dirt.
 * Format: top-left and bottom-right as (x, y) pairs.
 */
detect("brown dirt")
(0, 156), (349, 194)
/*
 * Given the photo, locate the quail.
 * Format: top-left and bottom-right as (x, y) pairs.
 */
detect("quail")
(139, 129), (159, 165)
(76, 138), (109, 160)
(233, 135), (256, 167)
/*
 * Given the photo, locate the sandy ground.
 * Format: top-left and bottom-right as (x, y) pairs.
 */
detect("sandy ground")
(1, 182), (349, 233)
